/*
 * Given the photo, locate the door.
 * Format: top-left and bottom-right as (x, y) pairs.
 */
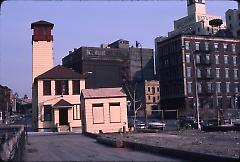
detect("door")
(59, 109), (68, 125)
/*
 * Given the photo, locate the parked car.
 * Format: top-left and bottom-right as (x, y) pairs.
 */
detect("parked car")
(148, 120), (166, 129)
(179, 116), (202, 129)
(135, 120), (146, 129)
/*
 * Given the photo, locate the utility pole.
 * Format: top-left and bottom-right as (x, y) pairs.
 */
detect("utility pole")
(192, 50), (201, 130)
(136, 41), (147, 127)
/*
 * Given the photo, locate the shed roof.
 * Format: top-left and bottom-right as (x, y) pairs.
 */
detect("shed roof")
(81, 88), (126, 99)
(35, 65), (85, 80)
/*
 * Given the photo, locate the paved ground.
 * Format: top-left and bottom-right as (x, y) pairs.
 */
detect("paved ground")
(106, 130), (240, 159)
(23, 133), (186, 161)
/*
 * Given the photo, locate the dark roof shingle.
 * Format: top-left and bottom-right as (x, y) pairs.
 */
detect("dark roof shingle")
(35, 65), (84, 80)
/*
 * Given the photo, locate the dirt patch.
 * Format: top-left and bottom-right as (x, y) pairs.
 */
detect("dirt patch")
(104, 130), (240, 159)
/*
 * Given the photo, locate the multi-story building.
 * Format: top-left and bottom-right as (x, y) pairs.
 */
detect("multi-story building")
(168, 0), (225, 37)
(0, 85), (13, 124)
(62, 39), (154, 89)
(225, 1), (240, 37)
(31, 20), (86, 132)
(157, 34), (240, 119)
(144, 80), (160, 117)
(32, 65), (85, 132)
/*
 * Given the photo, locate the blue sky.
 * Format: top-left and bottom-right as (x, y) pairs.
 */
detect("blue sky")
(0, 0), (238, 97)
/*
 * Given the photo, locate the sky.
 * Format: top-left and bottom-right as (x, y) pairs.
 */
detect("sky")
(0, 0), (238, 98)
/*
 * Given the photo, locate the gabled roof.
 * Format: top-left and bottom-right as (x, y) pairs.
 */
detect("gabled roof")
(81, 87), (127, 99)
(35, 65), (84, 80)
(53, 99), (72, 108)
(31, 20), (54, 29)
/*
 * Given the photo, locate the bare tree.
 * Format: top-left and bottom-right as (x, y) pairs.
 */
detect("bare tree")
(123, 81), (143, 128)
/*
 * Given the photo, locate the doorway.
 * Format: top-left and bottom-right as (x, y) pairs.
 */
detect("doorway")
(59, 109), (68, 125)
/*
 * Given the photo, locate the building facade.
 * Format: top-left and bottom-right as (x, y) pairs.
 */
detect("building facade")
(168, 0), (225, 37)
(81, 88), (128, 134)
(144, 80), (160, 117)
(0, 85), (13, 124)
(225, 1), (240, 37)
(62, 39), (154, 89)
(32, 65), (85, 131)
(157, 34), (240, 119)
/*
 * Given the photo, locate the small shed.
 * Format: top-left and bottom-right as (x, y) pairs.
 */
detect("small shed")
(81, 88), (128, 134)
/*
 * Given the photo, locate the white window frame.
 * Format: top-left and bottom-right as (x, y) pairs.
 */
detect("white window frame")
(233, 55), (237, 65)
(234, 69), (238, 79)
(224, 55), (228, 64)
(225, 68), (229, 78)
(216, 68), (220, 78)
(185, 41), (190, 50)
(187, 67), (192, 78)
(226, 82), (230, 93)
(195, 42), (200, 51)
(216, 82), (221, 93)
(187, 82), (192, 94)
(215, 55), (219, 64)
(186, 53), (191, 63)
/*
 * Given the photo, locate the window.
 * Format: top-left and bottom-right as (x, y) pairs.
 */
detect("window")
(157, 96), (160, 100)
(216, 82), (221, 93)
(206, 54), (210, 64)
(214, 43), (219, 51)
(72, 80), (80, 95)
(235, 83), (239, 93)
(92, 103), (104, 124)
(234, 69), (239, 79)
(73, 104), (80, 120)
(232, 44), (236, 53)
(207, 82), (212, 93)
(223, 44), (228, 52)
(195, 42), (200, 51)
(148, 87), (150, 92)
(215, 55), (219, 64)
(185, 41), (190, 50)
(196, 54), (200, 63)
(152, 87), (155, 94)
(44, 105), (52, 121)
(207, 68), (211, 78)
(229, 15), (231, 20)
(187, 82), (192, 94)
(224, 55), (228, 64)
(157, 87), (160, 92)
(55, 80), (69, 95)
(233, 56), (237, 65)
(226, 82), (230, 93)
(148, 96), (151, 100)
(225, 68), (229, 78)
(197, 68), (201, 78)
(109, 102), (121, 123)
(205, 42), (209, 51)
(187, 67), (192, 78)
(216, 68), (220, 78)
(43, 80), (51, 96)
(197, 82), (202, 93)
(153, 97), (156, 103)
(186, 53), (191, 63)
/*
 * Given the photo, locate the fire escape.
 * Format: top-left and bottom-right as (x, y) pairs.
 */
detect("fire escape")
(195, 48), (214, 109)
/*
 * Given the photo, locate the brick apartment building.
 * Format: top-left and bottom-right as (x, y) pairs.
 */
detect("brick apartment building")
(0, 85), (13, 123)
(157, 34), (240, 119)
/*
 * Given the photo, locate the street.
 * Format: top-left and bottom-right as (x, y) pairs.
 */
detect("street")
(23, 133), (186, 161)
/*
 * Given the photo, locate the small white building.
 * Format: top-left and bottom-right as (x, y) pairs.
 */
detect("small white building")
(81, 88), (128, 134)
